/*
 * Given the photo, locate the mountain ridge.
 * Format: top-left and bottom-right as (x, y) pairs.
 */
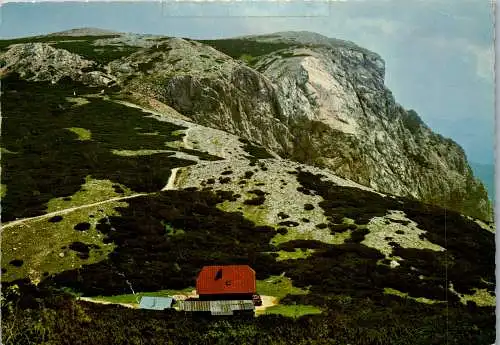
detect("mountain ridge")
(48, 27), (121, 37)
(0, 29), (492, 221)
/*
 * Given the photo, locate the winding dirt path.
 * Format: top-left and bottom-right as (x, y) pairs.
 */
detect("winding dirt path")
(78, 297), (138, 309)
(1, 193), (147, 231)
(255, 295), (278, 315)
(182, 127), (193, 149)
(3, 164), (183, 230)
(1, 100), (207, 232)
(162, 167), (181, 191)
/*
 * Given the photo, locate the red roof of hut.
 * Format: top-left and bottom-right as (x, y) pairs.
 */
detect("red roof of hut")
(196, 265), (256, 295)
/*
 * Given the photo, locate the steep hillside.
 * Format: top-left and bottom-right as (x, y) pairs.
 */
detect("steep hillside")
(0, 30), (492, 221)
(471, 162), (495, 204)
(0, 66), (496, 344)
(193, 34), (494, 222)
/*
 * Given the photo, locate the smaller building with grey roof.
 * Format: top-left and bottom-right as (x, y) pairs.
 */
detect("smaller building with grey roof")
(139, 296), (174, 310)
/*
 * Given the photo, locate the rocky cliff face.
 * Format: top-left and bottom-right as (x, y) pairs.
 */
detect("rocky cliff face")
(249, 34), (492, 221)
(0, 31), (492, 221)
(0, 43), (115, 86)
(107, 38), (293, 153)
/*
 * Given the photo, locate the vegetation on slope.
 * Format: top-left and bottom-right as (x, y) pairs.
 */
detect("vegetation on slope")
(2, 118), (494, 342)
(238, 138), (275, 164)
(295, 169), (495, 297)
(2, 198), (125, 283)
(1, 175), (489, 343)
(0, 34), (117, 51)
(0, 74), (223, 221)
(0, 34), (139, 66)
(196, 38), (296, 66)
(52, 41), (140, 65)
(0, 52), (495, 344)
(1, 276), (495, 345)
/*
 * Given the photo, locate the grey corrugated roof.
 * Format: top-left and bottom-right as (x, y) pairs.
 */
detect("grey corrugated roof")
(176, 300), (254, 315)
(139, 296), (173, 310)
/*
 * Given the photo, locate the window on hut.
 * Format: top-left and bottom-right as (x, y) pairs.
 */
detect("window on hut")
(215, 269), (223, 280)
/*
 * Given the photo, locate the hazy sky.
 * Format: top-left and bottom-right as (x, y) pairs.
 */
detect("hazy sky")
(0, 0), (495, 165)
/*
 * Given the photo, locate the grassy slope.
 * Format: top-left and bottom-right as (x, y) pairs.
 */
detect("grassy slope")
(45, 177), (134, 212)
(0, 75), (225, 286)
(92, 287), (195, 304)
(91, 275), (318, 318)
(264, 304), (322, 317)
(257, 275), (321, 318)
(0, 38), (496, 344)
(17, 175), (492, 331)
(196, 38), (296, 66)
(0, 73), (199, 222)
(2, 200), (124, 283)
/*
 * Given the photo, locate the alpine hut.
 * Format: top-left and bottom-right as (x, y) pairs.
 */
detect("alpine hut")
(196, 265), (257, 301)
